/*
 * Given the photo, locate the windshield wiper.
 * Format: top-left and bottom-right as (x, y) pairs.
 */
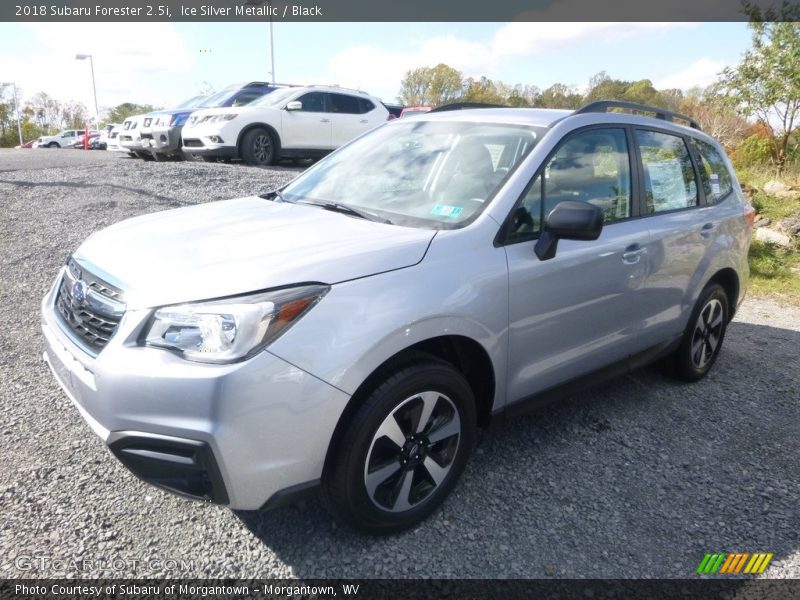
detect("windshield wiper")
(296, 199), (392, 224)
(259, 189), (291, 203)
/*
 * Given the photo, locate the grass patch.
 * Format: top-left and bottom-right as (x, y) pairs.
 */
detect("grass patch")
(748, 239), (800, 301)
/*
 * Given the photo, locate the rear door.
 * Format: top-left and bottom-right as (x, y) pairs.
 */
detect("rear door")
(329, 94), (382, 147)
(503, 126), (654, 400)
(632, 128), (714, 342)
(279, 91), (332, 150)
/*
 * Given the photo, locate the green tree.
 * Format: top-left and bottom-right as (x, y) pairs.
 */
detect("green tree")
(714, 21), (800, 173)
(461, 76), (505, 105)
(107, 102), (159, 123)
(398, 64), (463, 107)
(535, 83), (583, 109)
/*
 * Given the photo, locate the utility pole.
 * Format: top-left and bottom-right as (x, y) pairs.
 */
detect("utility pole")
(75, 53), (100, 127)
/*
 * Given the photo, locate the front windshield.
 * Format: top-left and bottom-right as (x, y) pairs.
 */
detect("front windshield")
(281, 120), (544, 228)
(175, 94), (208, 109)
(248, 87), (297, 108)
(200, 87), (239, 108)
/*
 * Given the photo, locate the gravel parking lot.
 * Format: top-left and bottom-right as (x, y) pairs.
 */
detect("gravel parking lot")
(1, 148), (798, 579)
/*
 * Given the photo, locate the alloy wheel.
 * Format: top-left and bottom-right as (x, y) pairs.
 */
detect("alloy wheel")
(690, 298), (724, 369)
(363, 391), (461, 513)
(253, 134), (271, 163)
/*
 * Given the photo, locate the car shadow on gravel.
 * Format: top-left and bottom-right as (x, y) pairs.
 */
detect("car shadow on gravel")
(237, 319), (799, 578)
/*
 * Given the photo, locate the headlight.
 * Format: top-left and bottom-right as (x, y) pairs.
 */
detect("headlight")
(209, 113), (238, 123)
(143, 284), (329, 364)
(159, 115), (175, 127)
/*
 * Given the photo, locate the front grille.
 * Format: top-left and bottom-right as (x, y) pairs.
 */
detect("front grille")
(120, 135), (132, 142)
(54, 264), (125, 353)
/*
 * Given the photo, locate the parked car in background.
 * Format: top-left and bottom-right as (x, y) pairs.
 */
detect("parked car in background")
(35, 129), (85, 148)
(69, 131), (101, 149)
(382, 103), (404, 120)
(181, 85), (389, 165)
(106, 125), (124, 152)
(119, 115), (148, 158)
(146, 83), (285, 161)
(399, 106), (432, 118)
(96, 124), (120, 150)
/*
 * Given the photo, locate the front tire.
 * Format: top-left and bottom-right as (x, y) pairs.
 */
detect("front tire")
(47, 142), (59, 148)
(323, 358), (476, 534)
(241, 128), (276, 166)
(672, 283), (729, 382)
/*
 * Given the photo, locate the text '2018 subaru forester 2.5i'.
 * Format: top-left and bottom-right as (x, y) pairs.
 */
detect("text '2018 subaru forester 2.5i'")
(42, 100), (753, 534)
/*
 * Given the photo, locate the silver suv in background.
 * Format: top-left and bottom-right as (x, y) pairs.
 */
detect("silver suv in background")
(42, 101), (753, 534)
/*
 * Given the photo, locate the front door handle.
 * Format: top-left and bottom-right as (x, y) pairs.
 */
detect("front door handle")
(320, 118), (330, 123)
(701, 222), (714, 239)
(622, 243), (647, 264)
(359, 119), (369, 123)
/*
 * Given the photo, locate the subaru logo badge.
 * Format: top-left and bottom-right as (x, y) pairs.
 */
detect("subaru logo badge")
(71, 280), (87, 306)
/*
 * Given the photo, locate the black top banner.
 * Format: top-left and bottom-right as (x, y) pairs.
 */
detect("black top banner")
(4, 0), (800, 22)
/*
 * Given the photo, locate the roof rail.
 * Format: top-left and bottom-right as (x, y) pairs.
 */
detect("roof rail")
(575, 100), (701, 130)
(429, 101), (509, 112)
(306, 84), (370, 95)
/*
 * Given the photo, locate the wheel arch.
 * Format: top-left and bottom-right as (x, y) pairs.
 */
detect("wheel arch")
(322, 334), (496, 480)
(235, 122), (281, 159)
(706, 267), (740, 321)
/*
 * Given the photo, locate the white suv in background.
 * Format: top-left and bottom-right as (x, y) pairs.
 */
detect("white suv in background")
(118, 115), (147, 158)
(181, 85), (390, 165)
(36, 130), (85, 148)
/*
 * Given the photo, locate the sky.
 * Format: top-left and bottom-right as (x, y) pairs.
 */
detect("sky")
(0, 22), (752, 115)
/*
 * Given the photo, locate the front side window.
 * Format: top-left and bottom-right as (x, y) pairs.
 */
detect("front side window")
(504, 128), (631, 243)
(231, 91), (263, 107)
(637, 130), (698, 213)
(281, 121), (543, 229)
(691, 138), (734, 204)
(294, 92), (326, 112)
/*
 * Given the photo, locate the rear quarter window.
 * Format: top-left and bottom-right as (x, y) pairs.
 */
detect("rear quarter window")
(690, 138), (734, 204)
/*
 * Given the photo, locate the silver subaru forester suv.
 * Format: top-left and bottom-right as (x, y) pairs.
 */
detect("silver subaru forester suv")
(42, 101), (753, 534)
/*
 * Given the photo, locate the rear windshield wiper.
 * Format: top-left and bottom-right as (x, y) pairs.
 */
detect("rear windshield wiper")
(296, 199), (392, 224)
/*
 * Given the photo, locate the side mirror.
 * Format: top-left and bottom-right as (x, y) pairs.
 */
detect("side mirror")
(285, 101), (302, 111)
(534, 200), (603, 261)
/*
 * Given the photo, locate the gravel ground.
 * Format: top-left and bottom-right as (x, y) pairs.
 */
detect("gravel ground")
(0, 149), (798, 579)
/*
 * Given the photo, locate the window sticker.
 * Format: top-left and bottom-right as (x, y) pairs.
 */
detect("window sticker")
(431, 205), (463, 218)
(710, 173), (721, 196)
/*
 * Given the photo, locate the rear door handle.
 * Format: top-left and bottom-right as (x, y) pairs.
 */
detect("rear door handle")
(701, 222), (714, 239)
(359, 119), (369, 123)
(320, 118), (330, 123)
(622, 243), (647, 264)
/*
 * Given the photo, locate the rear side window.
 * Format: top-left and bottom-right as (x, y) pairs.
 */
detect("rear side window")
(358, 98), (375, 114)
(691, 139), (734, 204)
(636, 130), (698, 214)
(328, 93), (361, 114)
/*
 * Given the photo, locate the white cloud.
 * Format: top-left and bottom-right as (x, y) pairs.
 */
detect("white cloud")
(2, 23), (194, 113)
(654, 58), (728, 90)
(323, 23), (691, 102)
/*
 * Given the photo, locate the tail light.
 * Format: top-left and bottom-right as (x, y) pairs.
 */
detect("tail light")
(743, 204), (756, 227)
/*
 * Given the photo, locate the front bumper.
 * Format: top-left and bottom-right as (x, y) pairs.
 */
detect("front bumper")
(41, 271), (351, 509)
(146, 125), (183, 155)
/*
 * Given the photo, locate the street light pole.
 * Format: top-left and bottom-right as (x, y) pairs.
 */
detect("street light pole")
(268, 1), (275, 83)
(75, 53), (99, 128)
(0, 82), (23, 146)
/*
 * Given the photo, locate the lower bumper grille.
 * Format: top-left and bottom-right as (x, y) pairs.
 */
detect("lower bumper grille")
(183, 139), (203, 147)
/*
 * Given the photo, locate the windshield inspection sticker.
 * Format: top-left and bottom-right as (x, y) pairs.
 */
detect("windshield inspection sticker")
(710, 173), (721, 196)
(431, 205), (463, 218)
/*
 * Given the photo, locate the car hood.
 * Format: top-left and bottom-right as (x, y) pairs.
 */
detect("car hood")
(73, 196), (435, 309)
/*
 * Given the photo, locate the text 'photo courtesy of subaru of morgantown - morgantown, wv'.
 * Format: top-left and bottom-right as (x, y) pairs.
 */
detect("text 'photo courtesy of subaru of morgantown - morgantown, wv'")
(43, 100), (753, 534)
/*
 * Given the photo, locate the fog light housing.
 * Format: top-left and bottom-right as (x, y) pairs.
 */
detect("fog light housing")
(208, 135), (224, 144)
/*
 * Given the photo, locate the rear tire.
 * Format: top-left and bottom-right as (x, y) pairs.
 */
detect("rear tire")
(322, 357), (476, 534)
(241, 128), (276, 166)
(47, 142), (59, 148)
(671, 283), (729, 382)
